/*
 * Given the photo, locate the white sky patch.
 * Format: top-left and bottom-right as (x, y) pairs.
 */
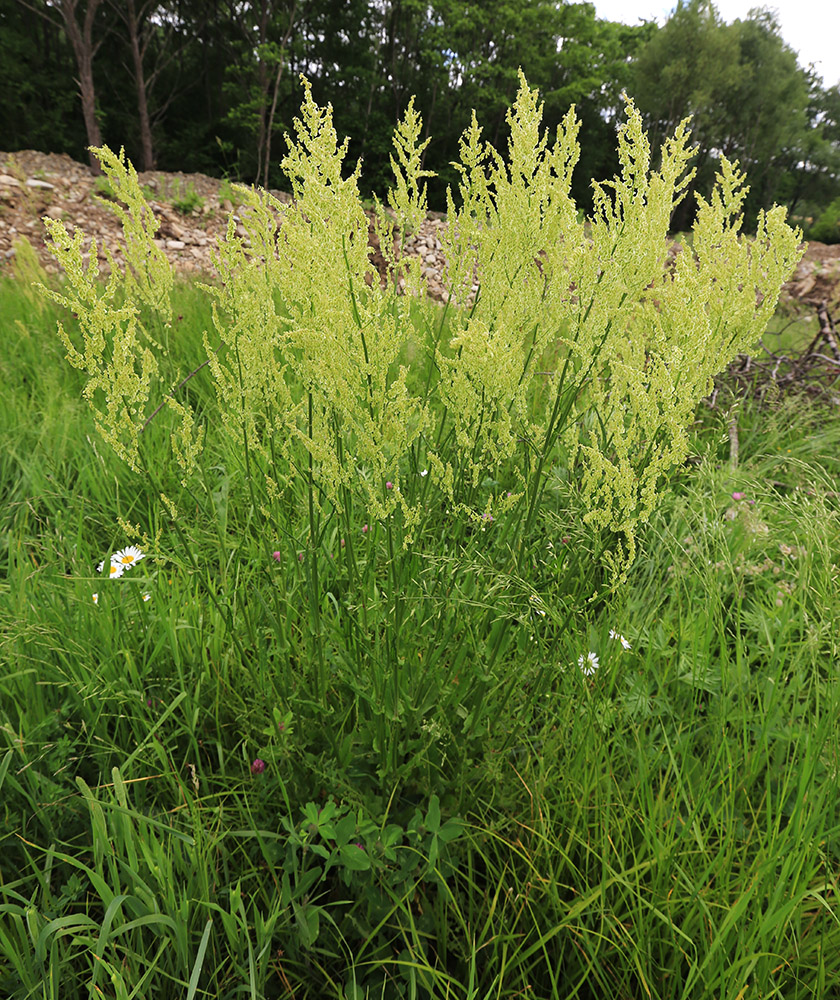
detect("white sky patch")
(593, 1), (840, 88)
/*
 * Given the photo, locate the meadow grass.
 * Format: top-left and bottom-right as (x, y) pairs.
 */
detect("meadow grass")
(1, 273), (839, 999)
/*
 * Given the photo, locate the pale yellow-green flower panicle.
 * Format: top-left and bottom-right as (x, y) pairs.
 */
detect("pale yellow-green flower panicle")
(43, 75), (803, 571)
(89, 145), (173, 323)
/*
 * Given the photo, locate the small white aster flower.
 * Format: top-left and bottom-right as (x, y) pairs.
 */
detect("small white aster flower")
(92, 593), (99, 605)
(112, 545), (145, 570)
(142, 593), (152, 602)
(578, 651), (599, 676)
(609, 629), (631, 650)
(420, 469), (428, 477)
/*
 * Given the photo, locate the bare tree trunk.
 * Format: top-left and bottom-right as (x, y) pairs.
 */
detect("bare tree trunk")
(420, 78), (438, 171)
(58, 0), (105, 173)
(254, 0), (270, 185)
(262, 0), (297, 190)
(125, 0), (155, 170)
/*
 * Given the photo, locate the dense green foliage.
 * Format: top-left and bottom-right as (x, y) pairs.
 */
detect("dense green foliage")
(809, 195), (840, 243)
(1, 0), (838, 224)
(2, 267), (839, 1000)
(2, 78), (838, 999)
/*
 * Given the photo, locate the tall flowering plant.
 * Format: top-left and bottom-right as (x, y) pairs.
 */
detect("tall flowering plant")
(40, 74), (802, 745)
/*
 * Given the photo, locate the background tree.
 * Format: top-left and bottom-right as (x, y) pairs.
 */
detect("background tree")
(1, 0), (837, 226)
(712, 9), (810, 219)
(104, 0), (208, 171)
(628, 0), (743, 228)
(14, 0), (114, 173)
(0, 0), (83, 158)
(778, 78), (840, 223)
(217, 0), (300, 185)
(629, 0), (818, 227)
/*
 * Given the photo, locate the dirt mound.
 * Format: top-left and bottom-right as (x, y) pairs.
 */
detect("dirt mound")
(2, 148), (837, 312)
(782, 241), (840, 310)
(0, 148), (454, 300)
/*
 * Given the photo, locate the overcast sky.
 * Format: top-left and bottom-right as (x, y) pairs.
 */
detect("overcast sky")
(592, 1), (840, 89)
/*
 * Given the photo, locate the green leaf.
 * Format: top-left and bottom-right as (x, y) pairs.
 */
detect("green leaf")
(0, 751), (11, 798)
(186, 919), (213, 1000)
(437, 817), (464, 844)
(334, 814), (357, 845)
(425, 794), (441, 834)
(339, 844), (371, 871)
(296, 903), (321, 949)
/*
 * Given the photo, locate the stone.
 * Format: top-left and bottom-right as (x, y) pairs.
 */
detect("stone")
(0, 148), (465, 304)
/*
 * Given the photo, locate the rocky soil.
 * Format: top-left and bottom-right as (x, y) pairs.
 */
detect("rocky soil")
(0, 149), (456, 301)
(1, 148), (838, 313)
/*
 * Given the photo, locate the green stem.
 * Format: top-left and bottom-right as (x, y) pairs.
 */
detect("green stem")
(386, 519), (401, 716)
(307, 392), (326, 700)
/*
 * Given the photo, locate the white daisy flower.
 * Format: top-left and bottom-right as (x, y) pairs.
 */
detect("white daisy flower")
(578, 651), (599, 676)
(98, 560), (125, 579)
(609, 629), (632, 651)
(142, 593), (151, 602)
(420, 469), (428, 477)
(92, 593), (99, 605)
(112, 545), (145, 570)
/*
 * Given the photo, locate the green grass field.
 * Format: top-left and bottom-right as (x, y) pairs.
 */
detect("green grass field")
(1, 272), (839, 999)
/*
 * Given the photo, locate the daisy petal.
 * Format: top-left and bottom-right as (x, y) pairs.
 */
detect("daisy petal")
(113, 545), (144, 569)
(578, 651), (600, 676)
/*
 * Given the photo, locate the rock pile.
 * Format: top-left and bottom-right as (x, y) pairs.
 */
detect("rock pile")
(784, 242), (840, 310)
(0, 149), (460, 302)
(2, 149), (836, 312)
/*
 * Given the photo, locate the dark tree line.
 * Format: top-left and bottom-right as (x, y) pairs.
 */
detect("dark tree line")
(1, 0), (838, 225)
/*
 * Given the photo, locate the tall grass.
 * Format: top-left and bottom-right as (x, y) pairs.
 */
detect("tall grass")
(1, 273), (839, 999)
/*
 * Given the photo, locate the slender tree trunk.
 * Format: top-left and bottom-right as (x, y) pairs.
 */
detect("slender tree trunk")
(420, 78), (438, 171)
(262, 0), (297, 189)
(254, 0), (270, 184)
(360, 5), (386, 161)
(59, 0), (104, 173)
(125, 0), (155, 170)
